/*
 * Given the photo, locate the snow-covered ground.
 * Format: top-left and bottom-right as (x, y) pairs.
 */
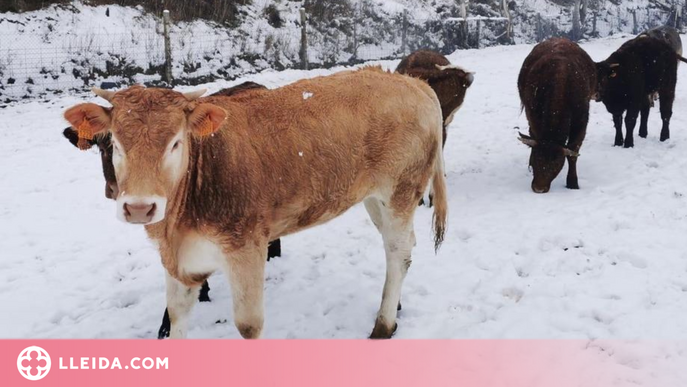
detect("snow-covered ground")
(3, 34), (687, 372)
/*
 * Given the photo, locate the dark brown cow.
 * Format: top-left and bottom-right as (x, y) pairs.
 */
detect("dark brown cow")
(596, 29), (687, 147)
(63, 67), (447, 339)
(396, 50), (474, 147)
(518, 38), (596, 193)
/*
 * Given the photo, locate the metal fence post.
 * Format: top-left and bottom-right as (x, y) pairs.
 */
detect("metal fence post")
(401, 9), (408, 55)
(162, 9), (173, 85)
(300, 8), (308, 70)
(632, 9), (638, 34)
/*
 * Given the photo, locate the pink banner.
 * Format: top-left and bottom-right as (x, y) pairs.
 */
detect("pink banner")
(2, 340), (686, 386)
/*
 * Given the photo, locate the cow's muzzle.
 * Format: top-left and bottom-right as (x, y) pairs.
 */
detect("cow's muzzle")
(116, 195), (167, 225)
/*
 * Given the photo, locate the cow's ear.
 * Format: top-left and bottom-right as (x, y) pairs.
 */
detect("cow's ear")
(188, 103), (227, 137)
(62, 127), (96, 150)
(64, 103), (111, 149)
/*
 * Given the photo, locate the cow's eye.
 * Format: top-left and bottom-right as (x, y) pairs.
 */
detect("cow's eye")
(172, 140), (182, 152)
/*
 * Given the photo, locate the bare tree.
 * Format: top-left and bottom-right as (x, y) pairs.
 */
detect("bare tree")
(572, 0), (581, 41)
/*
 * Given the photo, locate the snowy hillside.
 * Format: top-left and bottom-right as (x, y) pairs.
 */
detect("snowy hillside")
(0, 0), (681, 102)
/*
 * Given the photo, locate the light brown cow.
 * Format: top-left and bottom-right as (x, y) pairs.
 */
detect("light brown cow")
(63, 67), (447, 339)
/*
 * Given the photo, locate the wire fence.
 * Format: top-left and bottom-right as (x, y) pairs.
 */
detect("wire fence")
(0, 4), (678, 103)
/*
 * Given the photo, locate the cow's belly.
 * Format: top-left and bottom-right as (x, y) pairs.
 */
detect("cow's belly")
(270, 189), (372, 239)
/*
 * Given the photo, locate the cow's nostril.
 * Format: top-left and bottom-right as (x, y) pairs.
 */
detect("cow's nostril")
(147, 203), (156, 217)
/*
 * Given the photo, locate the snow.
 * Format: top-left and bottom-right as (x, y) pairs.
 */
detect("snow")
(1, 34), (687, 381)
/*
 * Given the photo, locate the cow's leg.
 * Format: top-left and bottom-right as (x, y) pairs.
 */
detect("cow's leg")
(623, 108), (639, 148)
(164, 272), (201, 339)
(365, 198), (404, 313)
(159, 279), (208, 339)
(613, 113), (624, 146)
(566, 156), (579, 189)
(659, 87), (675, 142)
(198, 280), (211, 302)
(158, 308), (171, 339)
(158, 280), (207, 340)
(223, 245), (267, 339)
(267, 239), (281, 261)
(639, 99), (650, 138)
(365, 197), (415, 339)
(565, 106), (588, 190)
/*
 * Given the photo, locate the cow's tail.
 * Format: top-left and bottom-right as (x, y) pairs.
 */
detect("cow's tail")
(430, 128), (448, 253)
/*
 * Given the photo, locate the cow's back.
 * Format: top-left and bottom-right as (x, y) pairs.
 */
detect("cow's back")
(607, 36), (678, 98)
(193, 68), (442, 238)
(641, 26), (682, 55)
(518, 39), (596, 142)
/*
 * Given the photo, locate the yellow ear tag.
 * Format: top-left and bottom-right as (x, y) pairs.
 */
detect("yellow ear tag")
(77, 119), (94, 150)
(77, 119), (95, 140)
(197, 117), (215, 137)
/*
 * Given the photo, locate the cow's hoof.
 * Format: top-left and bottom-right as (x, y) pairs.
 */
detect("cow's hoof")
(614, 140), (623, 147)
(397, 302), (402, 311)
(158, 309), (171, 339)
(566, 183), (579, 190)
(639, 131), (647, 138)
(428, 194), (434, 208)
(623, 142), (634, 148)
(418, 198), (425, 207)
(660, 134), (670, 142)
(369, 320), (398, 339)
(237, 323), (263, 339)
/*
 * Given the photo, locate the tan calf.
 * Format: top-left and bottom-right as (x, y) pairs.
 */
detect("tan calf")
(64, 67), (447, 339)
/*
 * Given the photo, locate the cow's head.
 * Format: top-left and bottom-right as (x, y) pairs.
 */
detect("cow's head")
(63, 86), (226, 225)
(518, 132), (578, 194)
(62, 128), (118, 199)
(428, 64), (475, 123)
(404, 64), (474, 125)
(593, 61), (620, 102)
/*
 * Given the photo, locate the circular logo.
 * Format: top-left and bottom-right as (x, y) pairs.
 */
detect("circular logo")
(17, 346), (51, 381)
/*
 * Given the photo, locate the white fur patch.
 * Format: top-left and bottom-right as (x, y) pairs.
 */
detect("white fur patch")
(111, 134), (126, 179)
(177, 234), (224, 276)
(162, 131), (186, 185)
(302, 92), (313, 100)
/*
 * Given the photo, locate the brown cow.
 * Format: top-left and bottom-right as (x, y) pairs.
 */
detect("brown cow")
(395, 50), (474, 147)
(63, 67), (447, 339)
(518, 38), (596, 193)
